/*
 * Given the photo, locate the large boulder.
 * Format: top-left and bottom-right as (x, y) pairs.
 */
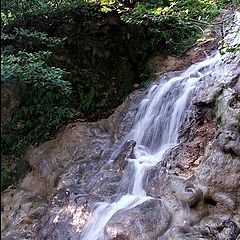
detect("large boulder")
(105, 198), (171, 240)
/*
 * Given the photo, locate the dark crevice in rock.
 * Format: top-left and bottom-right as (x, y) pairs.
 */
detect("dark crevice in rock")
(204, 197), (217, 206)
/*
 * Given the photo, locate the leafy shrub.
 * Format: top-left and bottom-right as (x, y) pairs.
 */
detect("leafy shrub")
(2, 51), (71, 93)
(1, 32), (75, 190)
(120, 0), (225, 52)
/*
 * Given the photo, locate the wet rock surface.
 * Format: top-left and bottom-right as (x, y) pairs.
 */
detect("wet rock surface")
(1, 12), (240, 240)
(36, 190), (103, 240)
(218, 130), (240, 156)
(1, 187), (48, 239)
(25, 122), (114, 198)
(105, 199), (171, 240)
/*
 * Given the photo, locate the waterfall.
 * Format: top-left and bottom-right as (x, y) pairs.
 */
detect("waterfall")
(80, 12), (240, 240)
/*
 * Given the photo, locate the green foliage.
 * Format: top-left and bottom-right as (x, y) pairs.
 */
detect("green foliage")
(1, 66), (75, 190)
(1, 51), (71, 94)
(232, 0), (240, 6)
(220, 17), (240, 55)
(1, 0), (96, 27)
(3, 93), (75, 148)
(1, 29), (75, 191)
(70, 67), (121, 113)
(1, 0), (52, 26)
(120, 0), (225, 52)
(15, 28), (66, 49)
(1, 156), (29, 190)
(1, 28), (66, 54)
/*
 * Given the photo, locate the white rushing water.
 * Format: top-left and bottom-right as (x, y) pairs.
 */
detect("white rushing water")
(80, 12), (240, 240)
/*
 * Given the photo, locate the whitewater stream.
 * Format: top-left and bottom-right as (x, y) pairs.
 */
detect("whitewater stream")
(80, 12), (240, 240)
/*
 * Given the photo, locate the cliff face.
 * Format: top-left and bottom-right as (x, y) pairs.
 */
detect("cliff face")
(1, 10), (240, 240)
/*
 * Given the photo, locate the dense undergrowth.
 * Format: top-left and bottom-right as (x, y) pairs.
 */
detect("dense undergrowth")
(1, 0), (234, 190)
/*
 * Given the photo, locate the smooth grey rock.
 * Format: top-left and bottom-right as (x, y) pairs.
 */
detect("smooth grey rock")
(218, 130), (240, 156)
(36, 189), (103, 240)
(25, 122), (114, 198)
(105, 198), (171, 240)
(112, 140), (136, 171)
(146, 170), (203, 210)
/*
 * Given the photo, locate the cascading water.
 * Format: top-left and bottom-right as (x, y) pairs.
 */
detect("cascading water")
(80, 12), (240, 240)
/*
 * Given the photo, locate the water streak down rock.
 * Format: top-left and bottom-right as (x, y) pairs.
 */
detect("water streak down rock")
(1, 11), (240, 240)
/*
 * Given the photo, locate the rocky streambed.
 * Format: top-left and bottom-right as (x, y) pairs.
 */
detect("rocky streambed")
(1, 11), (240, 240)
